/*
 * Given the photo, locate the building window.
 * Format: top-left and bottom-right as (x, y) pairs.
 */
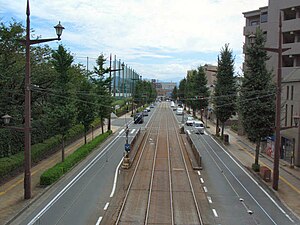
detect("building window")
(250, 20), (259, 26)
(291, 85), (294, 100)
(261, 12), (268, 23)
(283, 32), (295, 44)
(291, 105), (294, 127)
(286, 86), (289, 100)
(283, 55), (294, 67)
(296, 55), (300, 66)
(285, 104), (288, 127)
(284, 8), (296, 21)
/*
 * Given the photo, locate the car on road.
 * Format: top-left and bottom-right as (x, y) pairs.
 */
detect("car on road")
(193, 120), (204, 134)
(146, 107), (151, 112)
(186, 116), (194, 126)
(176, 107), (183, 115)
(134, 113), (144, 124)
(143, 109), (148, 116)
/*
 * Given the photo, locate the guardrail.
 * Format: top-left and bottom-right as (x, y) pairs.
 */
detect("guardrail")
(185, 128), (202, 169)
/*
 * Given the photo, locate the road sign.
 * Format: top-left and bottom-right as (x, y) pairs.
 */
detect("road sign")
(125, 143), (130, 152)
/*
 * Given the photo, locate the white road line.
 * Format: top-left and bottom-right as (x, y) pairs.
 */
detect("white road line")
(110, 158), (123, 197)
(210, 137), (294, 223)
(200, 178), (204, 183)
(212, 209), (219, 217)
(130, 129), (136, 134)
(197, 171), (201, 176)
(95, 217), (102, 225)
(187, 130), (191, 135)
(207, 196), (212, 203)
(104, 202), (109, 211)
(28, 132), (124, 225)
(203, 186), (208, 192)
(119, 129), (125, 135)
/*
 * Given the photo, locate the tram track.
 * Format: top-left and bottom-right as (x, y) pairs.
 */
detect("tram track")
(115, 102), (205, 224)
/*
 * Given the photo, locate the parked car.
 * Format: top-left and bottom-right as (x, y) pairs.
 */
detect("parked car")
(146, 107), (151, 112)
(176, 107), (183, 115)
(193, 120), (204, 134)
(150, 104), (155, 108)
(143, 109), (149, 116)
(186, 116), (194, 126)
(134, 113), (144, 124)
(171, 101), (175, 108)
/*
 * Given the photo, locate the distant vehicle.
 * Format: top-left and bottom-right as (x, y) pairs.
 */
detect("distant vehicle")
(150, 104), (155, 108)
(134, 113), (144, 124)
(176, 107), (183, 115)
(186, 116), (194, 126)
(143, 109), (148, 116)
(146, 107), (151, 112)
(193, 121), (204, 134)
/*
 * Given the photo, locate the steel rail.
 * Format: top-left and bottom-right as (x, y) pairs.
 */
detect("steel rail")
(166, 110), (175, 225)
(114, 104), (160, 224)
(170, 110), (204, 225)
(144, 104), (164, 225)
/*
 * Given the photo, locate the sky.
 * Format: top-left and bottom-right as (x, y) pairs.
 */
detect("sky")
(1, 0), (268, 83)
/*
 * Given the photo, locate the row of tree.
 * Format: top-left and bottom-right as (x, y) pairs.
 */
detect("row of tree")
(0, 20), (156, 160)
(172, 29), (275, 170)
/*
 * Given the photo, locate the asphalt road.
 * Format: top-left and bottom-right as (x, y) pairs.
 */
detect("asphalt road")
(11, 108), (156, 225)
(12, 102), (299, 225)
(183, 117), (300, 225)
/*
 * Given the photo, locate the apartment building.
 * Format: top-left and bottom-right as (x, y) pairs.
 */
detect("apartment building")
(243, 0), (300, 166)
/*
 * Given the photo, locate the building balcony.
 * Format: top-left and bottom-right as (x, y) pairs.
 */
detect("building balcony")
(282, 18), (300, 33)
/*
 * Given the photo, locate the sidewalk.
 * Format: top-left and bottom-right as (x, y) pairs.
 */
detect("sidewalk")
(204, 118), (300, 219)
(0, 116), (126, 225)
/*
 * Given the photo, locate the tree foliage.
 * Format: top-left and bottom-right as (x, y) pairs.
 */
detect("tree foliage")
(181, 66), (209, 117)
(214, 44), (237, 137)
(0, 21), (136, 161)
(239, 28), (275, 168)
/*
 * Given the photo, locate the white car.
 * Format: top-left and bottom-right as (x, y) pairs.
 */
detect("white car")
(143, 109), (149, 116)
(186, 116), (194, 126)
(193, 120), (205, 134)
(176, 107), (183, 115)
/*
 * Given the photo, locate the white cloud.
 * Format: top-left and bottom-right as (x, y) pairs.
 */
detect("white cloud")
(1, 0), (268, 82)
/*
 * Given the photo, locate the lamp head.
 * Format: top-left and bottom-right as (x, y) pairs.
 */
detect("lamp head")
(54, 21), (65, 39)
(2, 114), (12, 125)
(248, 33), (256, 46)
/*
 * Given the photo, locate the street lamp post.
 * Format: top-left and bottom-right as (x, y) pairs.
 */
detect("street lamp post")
(21, 0), (64, 199)
(249, 12), (290, 191)
(108, 58), (124, 131)
(131, 77), (139, 116)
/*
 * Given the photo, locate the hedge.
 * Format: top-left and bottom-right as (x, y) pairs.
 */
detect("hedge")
(40, 130), (112, 185)
(0, 124), (85, 182)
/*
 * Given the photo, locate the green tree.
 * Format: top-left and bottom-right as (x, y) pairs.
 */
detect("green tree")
(214, 44), (237, 138)
(178, 78), (187, 109)
(184, 67), (209, 118)
(93, 54), (111, 133)
(76, 75), (97, 144)
(171, 86), (178, 101)
(47, 44), (77, 162)
(193, 66), (210, 120)
(185, 70), (195, 114)
(239, 29), (275, 171)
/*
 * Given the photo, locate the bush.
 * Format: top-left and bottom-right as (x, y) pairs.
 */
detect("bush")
(230, 122), (238, 132)
(0, 122), (97, 182)
(40, 131), (111, 185)
(252, 163), (260, 172)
